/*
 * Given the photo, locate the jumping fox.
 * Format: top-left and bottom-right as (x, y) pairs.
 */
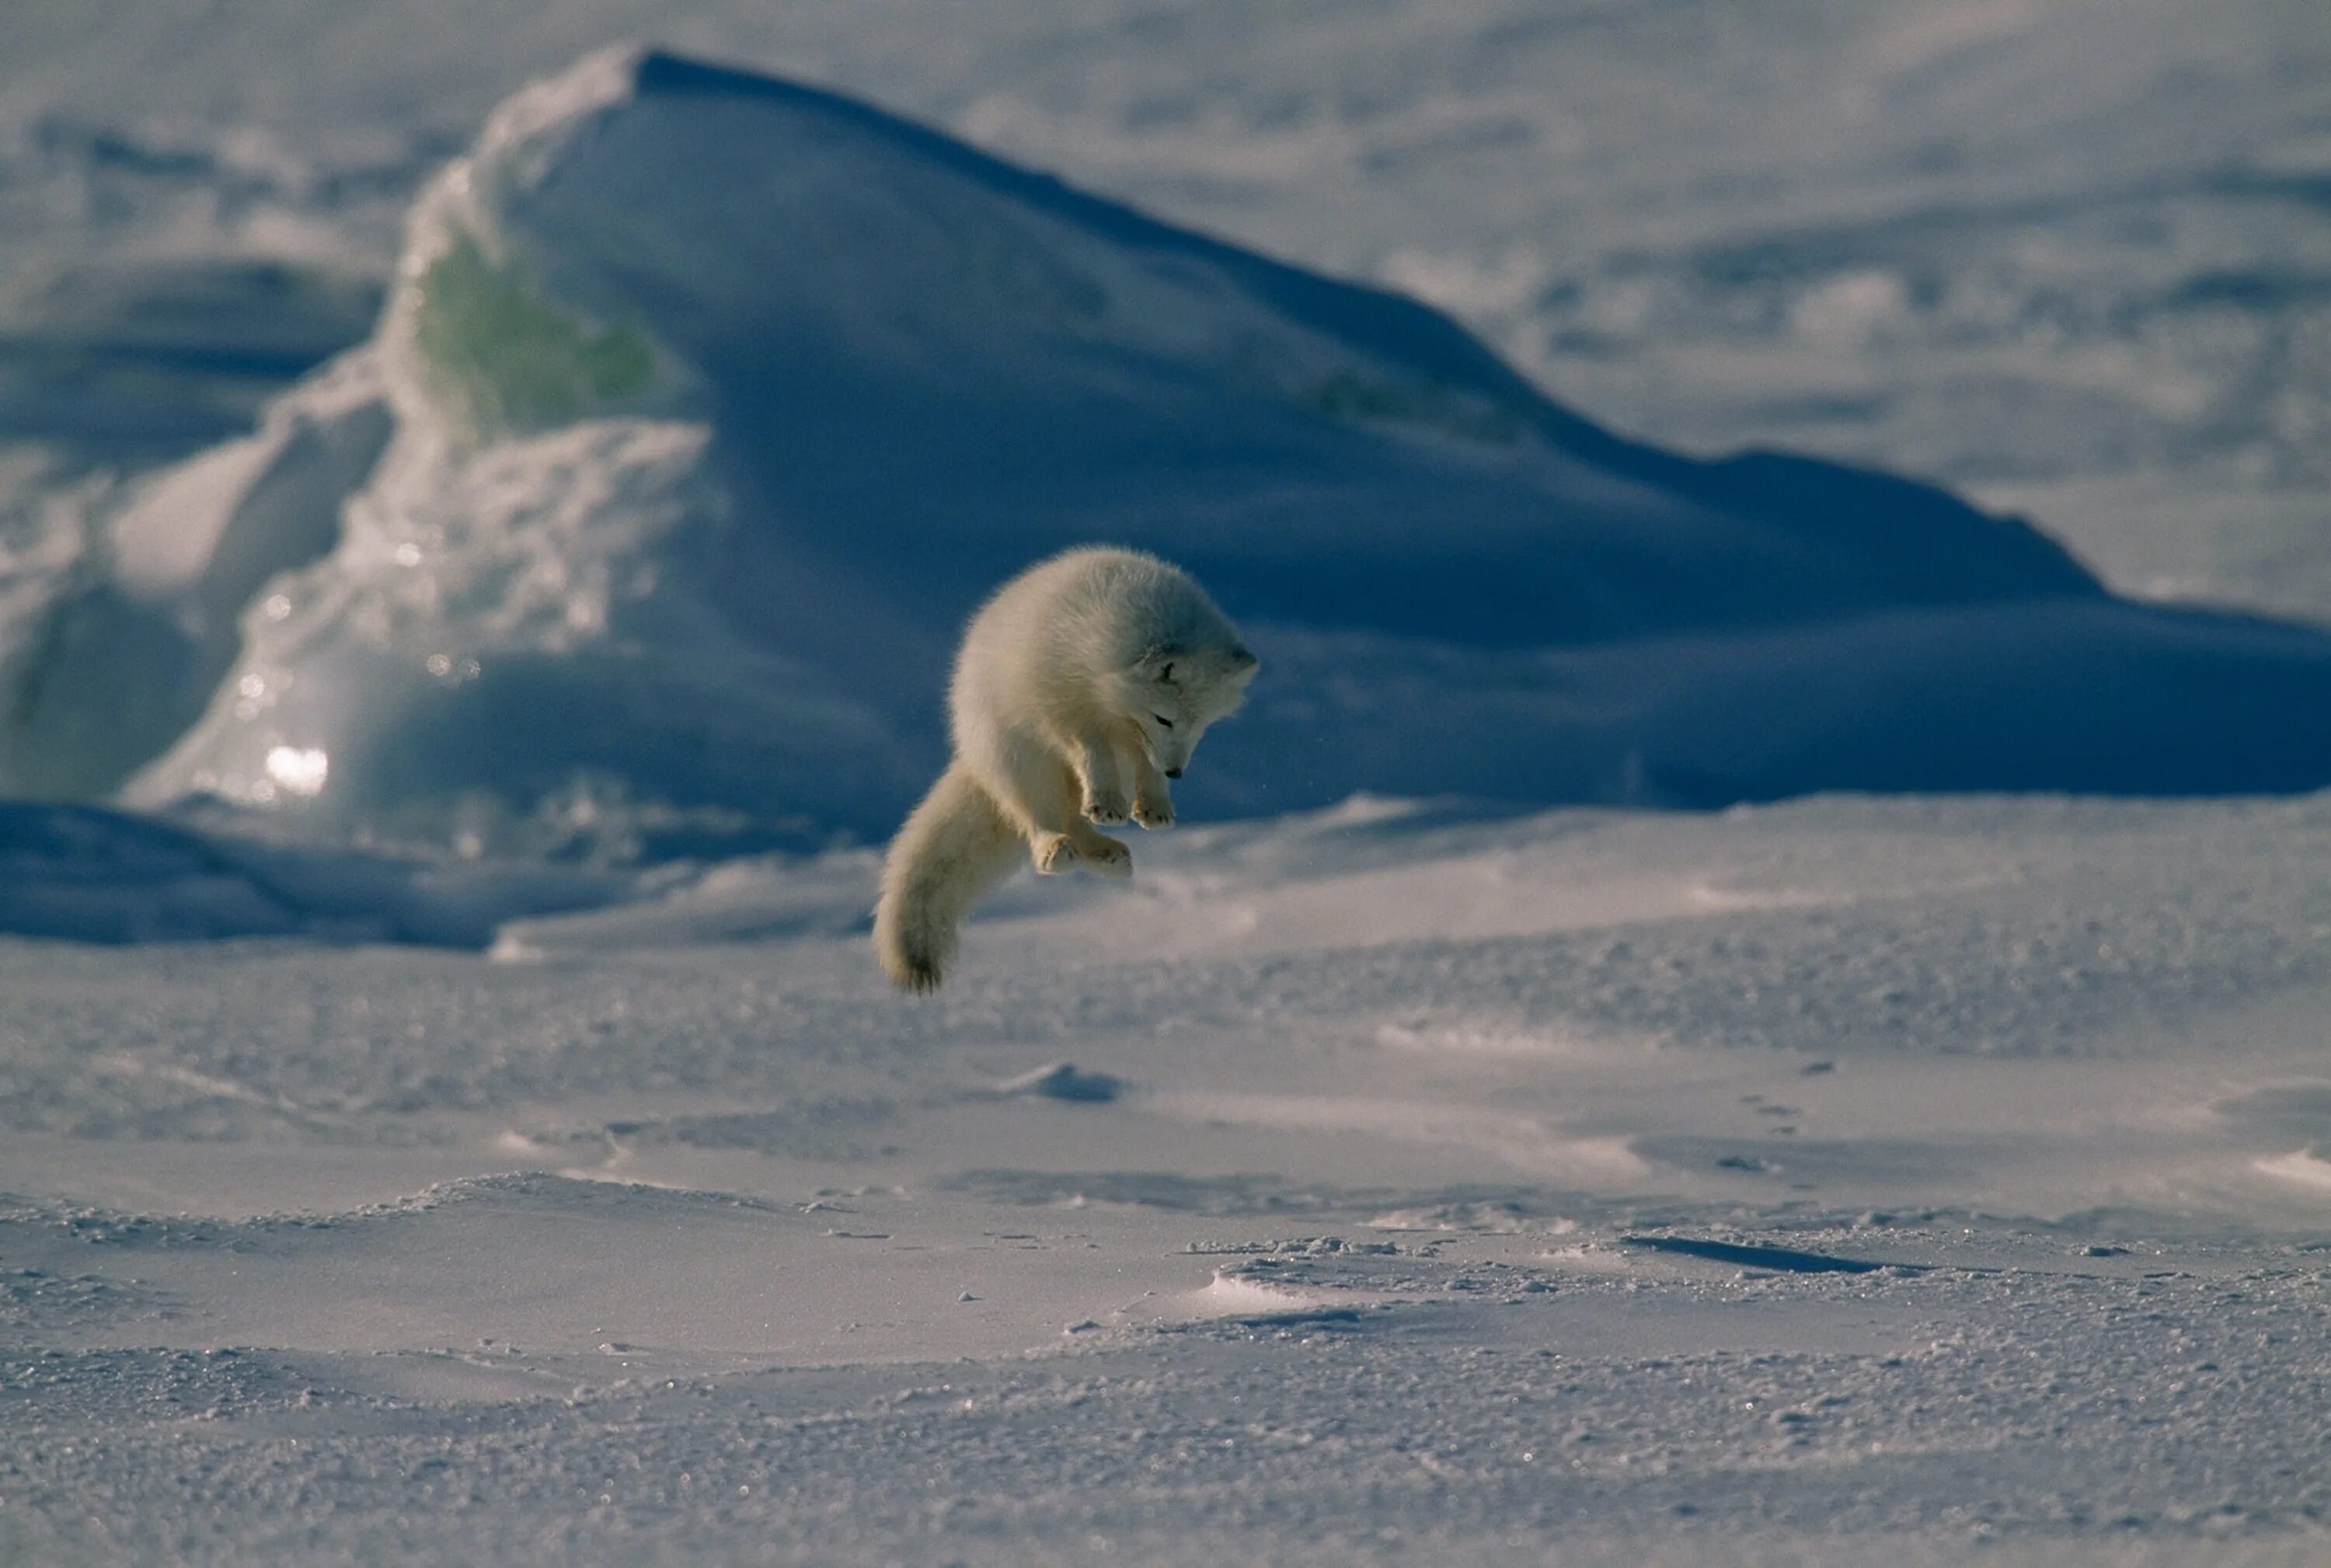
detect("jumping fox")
(873, 547), (1257, 990)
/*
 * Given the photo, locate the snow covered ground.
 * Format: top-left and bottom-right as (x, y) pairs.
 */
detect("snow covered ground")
(4, 3), (2331, 1564)
(6, 795), (2331, 1564)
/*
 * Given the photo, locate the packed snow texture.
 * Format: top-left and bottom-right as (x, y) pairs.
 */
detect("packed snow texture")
(7, 45), (2331, 852)
(6, 796), (2331, 1566)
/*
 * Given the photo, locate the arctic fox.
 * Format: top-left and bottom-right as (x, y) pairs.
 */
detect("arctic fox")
(874, 546), (1258, 991)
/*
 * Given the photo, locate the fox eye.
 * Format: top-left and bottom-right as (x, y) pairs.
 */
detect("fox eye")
(1153, 714), (1174, 729)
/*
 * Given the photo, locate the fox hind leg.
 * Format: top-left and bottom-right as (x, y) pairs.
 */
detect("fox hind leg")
(1031, 828), (1129, 878)
(982, 740), (1129, 877)
(1069, 827), (1131, 877)
(1033, 831), (1076, 874)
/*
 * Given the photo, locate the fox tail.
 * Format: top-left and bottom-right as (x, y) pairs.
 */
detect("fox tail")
(873, 762), (1025, 991)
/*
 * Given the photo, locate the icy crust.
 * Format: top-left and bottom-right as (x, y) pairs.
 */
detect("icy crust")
(124, 417), (917, 854)
(49, 47), (2331, 846)
(0, 351), (391, 800)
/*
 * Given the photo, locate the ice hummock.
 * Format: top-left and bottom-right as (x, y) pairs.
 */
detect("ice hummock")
(3, 45), (2329, 852)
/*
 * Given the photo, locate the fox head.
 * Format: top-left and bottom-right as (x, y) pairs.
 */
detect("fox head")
(1120, 643), (1259, 777)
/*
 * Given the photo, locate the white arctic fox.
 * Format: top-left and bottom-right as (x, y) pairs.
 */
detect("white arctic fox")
(874, 546), (1258, 990)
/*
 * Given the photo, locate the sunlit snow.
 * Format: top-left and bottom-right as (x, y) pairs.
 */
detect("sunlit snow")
(2, 6), (2329, 1567)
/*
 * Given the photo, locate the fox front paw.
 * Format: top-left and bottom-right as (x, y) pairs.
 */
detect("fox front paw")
(1034, 833), (1077, 874)
(1131, 796), (1175, 830)
(1082, 788), (1130, 827)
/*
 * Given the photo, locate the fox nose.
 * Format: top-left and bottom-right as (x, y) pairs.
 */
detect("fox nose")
(1165, 767), (1183, 779)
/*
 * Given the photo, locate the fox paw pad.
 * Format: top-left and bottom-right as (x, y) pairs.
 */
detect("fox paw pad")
(1035, 835), (1077, 874)
(1132, 799), (1175, 829)
(1081, 838), (1133, 878)
(1082, 792), (1130, 826)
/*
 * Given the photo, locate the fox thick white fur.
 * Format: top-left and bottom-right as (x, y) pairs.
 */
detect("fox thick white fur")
(875, 546), (1257, 991)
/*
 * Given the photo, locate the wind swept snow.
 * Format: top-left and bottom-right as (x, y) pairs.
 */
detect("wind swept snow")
(5, 794), (2331, 1566)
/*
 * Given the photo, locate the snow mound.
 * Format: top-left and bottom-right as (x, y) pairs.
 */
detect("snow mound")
(0, 800), (626, 946)
(0, 353), (389, 800)
(9, 46), (2331, 849)
(0, 803), (308, 943)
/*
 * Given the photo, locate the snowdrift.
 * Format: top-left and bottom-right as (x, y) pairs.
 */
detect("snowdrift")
(9, 46), (2331, 852)
(0, 800), (627, 945)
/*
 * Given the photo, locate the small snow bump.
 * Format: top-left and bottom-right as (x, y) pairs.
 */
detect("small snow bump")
(997, 1062), (1123, 1103)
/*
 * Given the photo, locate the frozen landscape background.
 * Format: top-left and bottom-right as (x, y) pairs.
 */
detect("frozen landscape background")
(3, 2), (2330, 1563)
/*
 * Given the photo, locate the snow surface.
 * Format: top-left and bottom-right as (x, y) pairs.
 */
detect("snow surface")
(6, 795), (2331, 1565)
(8, 44), (2331, 850)
(4, 6), (2331, 1566)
